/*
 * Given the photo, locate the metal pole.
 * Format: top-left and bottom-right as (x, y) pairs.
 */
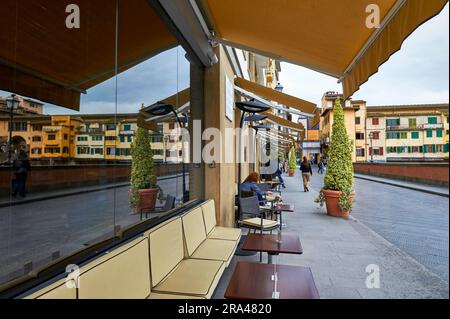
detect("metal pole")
(237, 111), (246, 220)
(8, 106), (14, 165)
(173, 111), (187, 203)
(370, 137), (373, 162)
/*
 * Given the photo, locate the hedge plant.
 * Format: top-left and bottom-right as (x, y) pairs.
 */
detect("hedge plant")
(317, 97), (354, 209)
(289, 147), (297, 170)
(129, 126), (158, 208)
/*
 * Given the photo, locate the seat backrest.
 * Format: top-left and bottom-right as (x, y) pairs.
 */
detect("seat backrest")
(77, 236), (151, 299)
(181, 207), (207, 256)
(164, 195), (176, 211)
(239, 196), (261, 219)
(24, 278), (77, 299)
(201, 199), (217, 235)
(147, 218), (184, 287)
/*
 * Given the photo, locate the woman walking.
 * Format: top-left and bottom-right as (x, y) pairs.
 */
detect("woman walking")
(300, 156), (313, 192)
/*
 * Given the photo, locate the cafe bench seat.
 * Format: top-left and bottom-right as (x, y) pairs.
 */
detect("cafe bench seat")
(147, 217), (225, 299)
(24, 278), (76, 299)
(201, 200), (242, 241)
(182, 207), (237, 267)
(241, 217), (278, 229)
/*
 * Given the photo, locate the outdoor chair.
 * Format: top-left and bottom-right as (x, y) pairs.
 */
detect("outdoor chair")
(237, 196), (279, 261)
(141, 195), (176, 220)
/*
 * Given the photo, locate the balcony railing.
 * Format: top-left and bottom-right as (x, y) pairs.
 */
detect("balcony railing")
(42, 126), (60, 133)
(386, 123), (444, 131)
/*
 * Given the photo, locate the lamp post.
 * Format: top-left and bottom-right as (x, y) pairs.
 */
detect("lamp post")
(6, 94), (20, 165)
(369, 132), (374, 162)
(143, 102), (188, 203)
(163, 135), (169, 164)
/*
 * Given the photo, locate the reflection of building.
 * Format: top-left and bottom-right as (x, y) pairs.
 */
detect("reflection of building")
(319, 91), (449, 162)
(0, 97), (188, 163)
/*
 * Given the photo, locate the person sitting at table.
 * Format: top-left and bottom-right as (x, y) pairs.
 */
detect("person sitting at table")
(241, 172), (272, 204)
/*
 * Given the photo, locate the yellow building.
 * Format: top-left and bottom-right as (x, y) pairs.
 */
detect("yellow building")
(42, 115), (80, 159)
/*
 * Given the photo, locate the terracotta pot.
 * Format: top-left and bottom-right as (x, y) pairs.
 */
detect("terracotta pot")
(288, 169), (295, 177)
(321, 189), (355, 218)
(136, 188), (159, 214)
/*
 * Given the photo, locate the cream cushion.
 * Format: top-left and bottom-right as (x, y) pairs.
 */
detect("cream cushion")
(242, 218), (278, 228)
(148, 218), (184, 287)
(152, 259), (224, 299)
(208, 226), (241, 241)
(24, 278), (76, 299)
(191, 238), (237, 266)
(78, 236), (150, 299)
(148, 293), (205, 299)
(182, 207), (207, 256)
(201, 199), (217, 235)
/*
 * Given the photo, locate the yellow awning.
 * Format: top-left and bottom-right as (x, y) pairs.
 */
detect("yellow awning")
(0, 0), (177, 110)
(310, 109), (321, 129)
(264, 113), (304, 133)
(200, 0), (448, 98)
(235, 77), (316, 114)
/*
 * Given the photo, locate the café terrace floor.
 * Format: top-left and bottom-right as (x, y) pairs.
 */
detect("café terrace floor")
(212, 172), (449, 299)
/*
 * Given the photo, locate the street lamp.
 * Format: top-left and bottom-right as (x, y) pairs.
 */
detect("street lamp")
(142, 102), (188, 203)
(274, 82), (284, 93)
(163, 135), (169, 164)
(369, 132), (374, 162)
(6, 94), (20, 164)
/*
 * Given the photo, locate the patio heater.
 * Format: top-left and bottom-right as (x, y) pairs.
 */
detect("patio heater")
(235, 99), (270, 256)
(142, 102), (188, 203)
(5, 94), (20, 165)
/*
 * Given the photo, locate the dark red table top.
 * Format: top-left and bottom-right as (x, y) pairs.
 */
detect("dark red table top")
(224, 261), (320, 299)
(242, 233), (303, 254)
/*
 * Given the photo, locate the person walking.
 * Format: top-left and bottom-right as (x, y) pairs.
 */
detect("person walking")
(12, 150), (31, 198)
(317, 159), (324, 174)
(300, 156), (313, 192)
(275, 161), (286, 189)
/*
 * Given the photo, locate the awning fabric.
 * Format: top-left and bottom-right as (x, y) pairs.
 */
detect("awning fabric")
(235, 77), (316, 114)
(200, 0), (448, 98)
(264, 113), (304, 133)
(310, 109), (321, 129)
(0, 0), (177, 110)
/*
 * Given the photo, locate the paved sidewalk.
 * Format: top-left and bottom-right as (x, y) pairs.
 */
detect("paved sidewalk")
(214, 172), (449, 299)
(355, 173), (449, 197)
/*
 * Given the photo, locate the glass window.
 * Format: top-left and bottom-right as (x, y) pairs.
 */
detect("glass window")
(428, 117), (438, 124)
(426, 130), (433, 138)
(372, 118), (379, 125)
(437, 130), (443, 138)
(32, 136), (42, 142)
(47, 134), (56, 140)
(408, 118), (417, 127)
(411, 132), (419, 139)
(355, 117), (360, 125)
(386, 118), (400, 126)
(400, 132), (407, 139)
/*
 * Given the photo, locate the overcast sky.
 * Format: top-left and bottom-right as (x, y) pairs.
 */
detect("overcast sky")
(2, 4), (448, 115)
(280, 4), (449, 108)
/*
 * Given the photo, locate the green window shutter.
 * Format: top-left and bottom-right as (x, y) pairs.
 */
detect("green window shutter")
(444, 144), (449, 152)
(120, 135), (125, 143)
(396, 119), (400, 125)
(426, 130), (433, 138)
(437, 130), (443, 138)
(423, 146), (427, 153)
(128, 136), (132, 142)
(428, 117), (437, 124)
(432, 145), (437, 153)
(124, 124), (131, 131)
(412, 132), (419, 139)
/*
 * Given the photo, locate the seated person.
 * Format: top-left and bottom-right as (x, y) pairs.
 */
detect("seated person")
(241, 172), (273, 204)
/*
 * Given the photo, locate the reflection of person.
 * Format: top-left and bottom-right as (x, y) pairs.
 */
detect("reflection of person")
(300, 157), (312, 192)
(318, 160), (324, 174)
(276, 161), (286, 188)
(241, 172), (272, 204)
(12, 150), (31, 198)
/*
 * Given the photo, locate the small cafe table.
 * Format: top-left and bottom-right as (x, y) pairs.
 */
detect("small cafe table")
(224, 261), (319, 299)
(242, 232), (303, 264)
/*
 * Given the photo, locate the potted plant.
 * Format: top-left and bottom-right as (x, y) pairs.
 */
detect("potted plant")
(288, 147), (296, 176)
(129, 126), (159, 214)
(315, 97), (355, 217)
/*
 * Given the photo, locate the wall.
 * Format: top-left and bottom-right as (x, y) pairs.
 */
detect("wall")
(0, 163), (183, 196)
(353, 162), (449, 187)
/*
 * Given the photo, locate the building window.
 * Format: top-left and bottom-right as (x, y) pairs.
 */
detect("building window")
(437, 130), (443, 138)
(428, 117), (438, 124)
(77, 147), (90, 155)
(77, 136), (88, 142)
(372, 118), (379, 125)
(411, 132), (419, 139)
(444, 144), (449, 153)
(92, 135), (103, 141)
(105, 136), (116, 141)
(436, 145), (443, 153)
(372, 132), (380, 140)
(11, 122), (28, 132)
(48, 134), (56, 140)
(62, 147), (69, 154)
(64, 134), (68, 140)
(31, 148), (42, 154)
(369, 147), (383, 156)
(386, 132), (399, 139)
(400, 132), (407, 139)
(124, 124), (131, 131)
(32, 136), (42, 142)
(426, 130), (433, 138)
(44, 148), (60, 154)
(128, 136), (132, 143)
(32, 124), (43, 131)
(386, 118), (400, 127)
(408, 118), (417, 128)
(91, 148), (104, 155)
(355, 117), (360, 125)
(169, 123), (175, 130)
(106, 147), (116, 155)
(356, 148), (365, 157)
(119, 135), (125, 143)
(355, 132), (364, 140)
(106, 124), (116, 131)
